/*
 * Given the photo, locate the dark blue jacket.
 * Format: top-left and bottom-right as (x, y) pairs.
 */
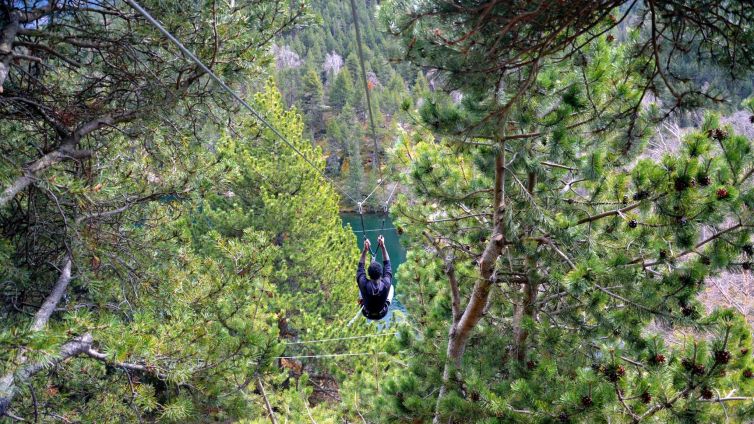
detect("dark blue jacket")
(357, 260), (392, 316)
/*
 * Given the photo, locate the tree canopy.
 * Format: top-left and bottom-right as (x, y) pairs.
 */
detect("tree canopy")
(0, 1), (396, 422)
(3, 0), (754, 422)
(378, 0), (754, 422)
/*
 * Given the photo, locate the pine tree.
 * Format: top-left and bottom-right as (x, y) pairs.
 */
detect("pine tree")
(379, 1), (754, 422)
(382, 72), (408, 117)
(329, 66), (355, 111)
(301, 64), (326, 136)
(345, 52), (366, 111)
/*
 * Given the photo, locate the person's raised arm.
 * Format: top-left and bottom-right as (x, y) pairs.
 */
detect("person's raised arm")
(360, 238), (371, 265)
(377, 235), (391, 282)
(357, 239), (370, 285)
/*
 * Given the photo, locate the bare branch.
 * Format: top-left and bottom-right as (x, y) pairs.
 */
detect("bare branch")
(30, 257), (72, 331)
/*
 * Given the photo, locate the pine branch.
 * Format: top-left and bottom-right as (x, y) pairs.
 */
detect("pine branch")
(575, 201), (643, 225)
(0, 334), (93, 417)
(635, 223), (743, 267)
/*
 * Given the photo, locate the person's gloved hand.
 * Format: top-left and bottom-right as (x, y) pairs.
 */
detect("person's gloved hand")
(377, 235), (385, 247)
(364, 238), (371, 251)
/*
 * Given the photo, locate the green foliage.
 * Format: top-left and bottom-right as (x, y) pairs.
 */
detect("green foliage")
(329, 67), (356, 111)
(300, 64), (326, 136)
(274, 0), (414, 210)
(1, 62), (392, 422)
(378, 2), (754, 421)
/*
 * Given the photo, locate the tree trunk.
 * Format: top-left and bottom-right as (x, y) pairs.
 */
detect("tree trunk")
(0, 12), (20, 93)
(433, 148), (507, 423)
(511, 279), (538, 363)
(510, 175), (539, 363)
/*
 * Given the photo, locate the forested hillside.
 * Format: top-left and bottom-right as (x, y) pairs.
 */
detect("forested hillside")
(3, 1), (754, 423)
(272, 0), (422, 208)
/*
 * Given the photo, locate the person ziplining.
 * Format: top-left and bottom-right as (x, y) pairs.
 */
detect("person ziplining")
(128, 0), (399, 323)
(356, 235), (394, 320)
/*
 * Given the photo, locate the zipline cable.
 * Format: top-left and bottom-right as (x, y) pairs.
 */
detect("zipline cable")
(284, 332), (399, 345)
(357, 201), (376, 256)
(361, 179), (383, 205)
(124, 0), (365, 205)
(359, 227), (397, 233)
(349, 0), (394, 256)
(379, 183), (398, 234)
(385, 182), (399, 206)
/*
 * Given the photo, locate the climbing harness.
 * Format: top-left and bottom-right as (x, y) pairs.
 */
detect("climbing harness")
(360, 284), (394, 321)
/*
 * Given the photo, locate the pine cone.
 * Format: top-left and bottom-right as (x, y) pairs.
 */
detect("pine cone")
(714, 350), (731, 365)
(716, 187), (730, 199)
(743, 244), (753, 255)
(709, 128), (728, 141)
(581, 396), (593, 407)
(699, 175), (712, 187)
(692, 363), (706, 376)
(743, 369), (753, 379)
(700, 387), (714, 400)
(651, 354), (666, 365)
(628, 219), (638, 229)
(603, 364), (625, 382)
(616, 365), (626, 377)
(633, 190), (649, 200)
(640, 391), (652, 404)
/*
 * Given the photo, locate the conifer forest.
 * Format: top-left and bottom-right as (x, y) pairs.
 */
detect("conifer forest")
(4, 0), (754, 422)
